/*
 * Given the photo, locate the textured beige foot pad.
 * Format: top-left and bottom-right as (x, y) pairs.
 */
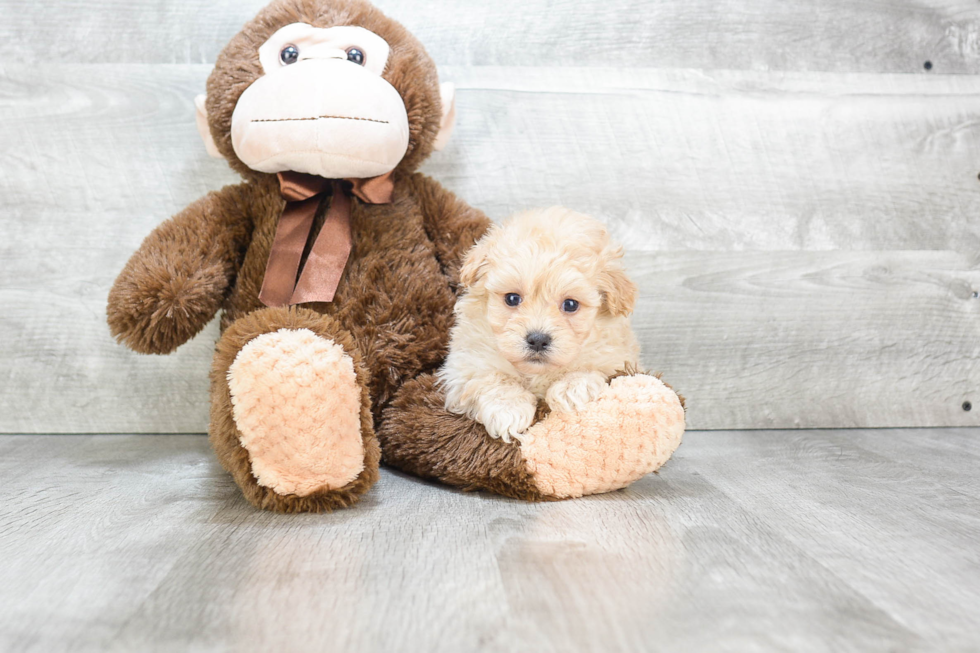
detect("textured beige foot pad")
(227, 328), (365, 497)
(521, 374), (685, 499)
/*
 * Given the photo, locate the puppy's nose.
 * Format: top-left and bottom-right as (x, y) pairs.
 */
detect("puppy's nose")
(525, 331), (552, 352)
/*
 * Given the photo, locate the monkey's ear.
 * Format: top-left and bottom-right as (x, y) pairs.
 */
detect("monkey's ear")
(432, 82), (457, 151)
(194, 94), (223, 158)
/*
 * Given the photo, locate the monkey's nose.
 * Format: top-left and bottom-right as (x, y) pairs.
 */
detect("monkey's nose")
(526, 331), (552, 353)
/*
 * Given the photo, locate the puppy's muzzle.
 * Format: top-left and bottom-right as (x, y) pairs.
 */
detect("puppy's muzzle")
(525, 331), (552, 354)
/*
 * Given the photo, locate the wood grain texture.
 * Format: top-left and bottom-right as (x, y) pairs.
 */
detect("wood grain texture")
(632, 249), (980, 430)
(2, 65), (979, 431)
(434, 66), (980, 252)
(0, 0), (978, 74)
(2, 248), (976, 433)
(628, 252), (980, 429)
(4, 65), (978, 253)
(1, 430), (978, 652)
(691, 429), (980, 651)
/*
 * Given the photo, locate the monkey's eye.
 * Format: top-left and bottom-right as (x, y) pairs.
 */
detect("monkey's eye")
(346, 47), (365, 65)
(561, 299), (580, 313)
(279, 45), (300, 65)
(504, 293), (522, 307)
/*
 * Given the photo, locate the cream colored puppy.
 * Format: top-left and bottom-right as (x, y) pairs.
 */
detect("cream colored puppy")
(438, 207), (640, 442)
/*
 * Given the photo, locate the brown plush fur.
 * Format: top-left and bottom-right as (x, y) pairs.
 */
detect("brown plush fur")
(107, 0), (505, 511)
(378, 375), (547, 502)
(107, 185), (256, 354)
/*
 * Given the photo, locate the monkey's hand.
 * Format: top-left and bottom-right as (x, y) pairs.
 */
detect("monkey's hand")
(107, 186), (253, 355)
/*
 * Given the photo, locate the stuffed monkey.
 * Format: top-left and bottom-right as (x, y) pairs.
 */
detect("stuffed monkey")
(107, 0), (685, 513)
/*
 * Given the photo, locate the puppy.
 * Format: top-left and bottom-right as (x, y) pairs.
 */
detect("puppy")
(438, 206), (640, 443)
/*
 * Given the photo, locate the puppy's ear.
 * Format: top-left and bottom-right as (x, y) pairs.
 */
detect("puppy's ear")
(459, 232), (495, 288)
(598, 248), (638, 317)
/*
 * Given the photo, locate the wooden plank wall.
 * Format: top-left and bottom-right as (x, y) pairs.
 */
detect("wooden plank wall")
(1, 0), (978, 433)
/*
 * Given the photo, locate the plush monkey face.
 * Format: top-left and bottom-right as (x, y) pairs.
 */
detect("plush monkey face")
(197, 0), (455, 180)
(231, 23), (411, 179)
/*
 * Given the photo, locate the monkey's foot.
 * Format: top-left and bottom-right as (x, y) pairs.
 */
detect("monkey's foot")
(378, 373), (684, 501)
(227, 328), (365, 497)
(520, 374), (685, 499)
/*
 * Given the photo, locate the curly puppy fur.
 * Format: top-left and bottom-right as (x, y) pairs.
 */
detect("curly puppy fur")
(438, 207), (640, 443)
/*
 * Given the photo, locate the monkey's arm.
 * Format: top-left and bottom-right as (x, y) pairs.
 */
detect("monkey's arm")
(107, 183), (255, 355)
(408, 173), (491, 293)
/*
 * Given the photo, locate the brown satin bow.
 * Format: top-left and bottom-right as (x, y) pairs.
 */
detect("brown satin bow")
(258, 171), (394, 307)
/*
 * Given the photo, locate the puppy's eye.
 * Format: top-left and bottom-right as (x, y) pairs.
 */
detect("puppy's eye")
(561, 299), (580, 313)
(346, 47), (365, 65)
(504, 293), (522, 307)
(280, 45), (300, 65)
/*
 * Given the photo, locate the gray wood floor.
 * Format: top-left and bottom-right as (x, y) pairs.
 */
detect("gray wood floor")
(1, 430), (978, 652)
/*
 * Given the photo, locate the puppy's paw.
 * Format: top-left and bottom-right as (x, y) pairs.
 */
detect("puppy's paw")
(479, 395), (538, 444)
(546, 371), (608, 414)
